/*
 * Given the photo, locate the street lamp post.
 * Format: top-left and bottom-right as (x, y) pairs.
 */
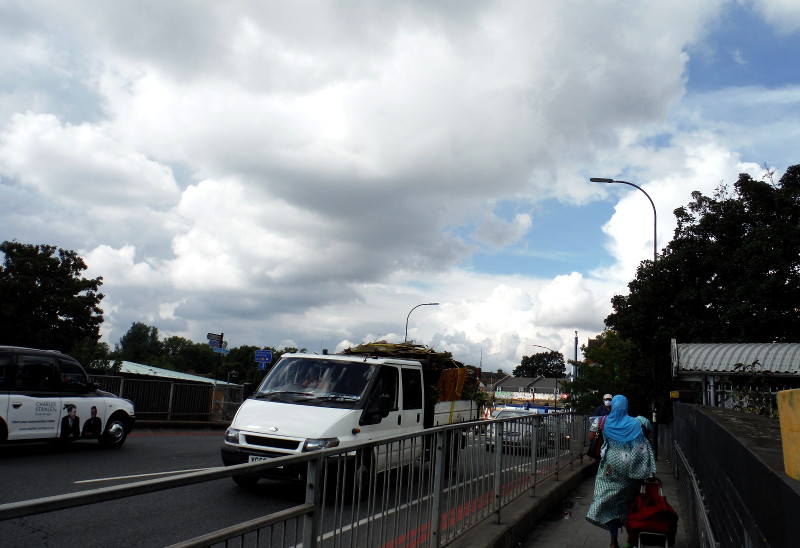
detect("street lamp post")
(404, 302), (439, 343)
(590, 178), (657, 263)
(590, 176), (659, 455)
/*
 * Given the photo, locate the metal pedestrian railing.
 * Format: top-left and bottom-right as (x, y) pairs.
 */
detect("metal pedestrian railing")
(89, 375), (243, 421)
(0, 412), (582, 548)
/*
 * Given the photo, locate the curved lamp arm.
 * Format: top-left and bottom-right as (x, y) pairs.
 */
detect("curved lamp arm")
(404, 302), (439, 342)
(590, 177), (657, 262)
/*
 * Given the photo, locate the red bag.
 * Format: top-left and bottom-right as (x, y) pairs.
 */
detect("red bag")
(626, 477), (678, 546)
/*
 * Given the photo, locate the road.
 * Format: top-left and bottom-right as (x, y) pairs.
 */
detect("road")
(0, 426), (304, 547)
(0, 423), (574, 547)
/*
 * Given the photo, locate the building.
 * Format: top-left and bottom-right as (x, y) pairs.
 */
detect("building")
(479, 371), (508, 391)
(671, 339), (800, 409)
(494, 375), (566, 405)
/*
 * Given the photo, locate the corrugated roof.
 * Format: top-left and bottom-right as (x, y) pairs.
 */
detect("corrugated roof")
(530, 377), (563, 390)
(119, 361), (239, 385)
(496, 376), (538, 390)
(673, 342), (800, 375)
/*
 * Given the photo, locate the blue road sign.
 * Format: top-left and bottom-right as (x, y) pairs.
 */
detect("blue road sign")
(208, 339), (220, 348)
(255, 350), (273, 363)
(212, 347), (229, 355)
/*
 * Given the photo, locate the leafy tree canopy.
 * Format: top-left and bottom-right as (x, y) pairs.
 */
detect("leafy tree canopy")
(118, 322), (162, 364)
(154, 335), (217, 375)
(513, 350), (565, 378)
(562, 330), (649, 415)
(605, 164), (800, 411)
(0, 241), (104, 357)
(113, 322), (305, 384)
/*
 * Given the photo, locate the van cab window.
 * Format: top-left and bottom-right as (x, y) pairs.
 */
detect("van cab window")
(0, 355), (11, 390)
(0, 355), (10, 388)
(58, 359), (90, 390)
(401, 368), (423, 410)
(14, 355), (58, 391)
(373, 366), (399, 411)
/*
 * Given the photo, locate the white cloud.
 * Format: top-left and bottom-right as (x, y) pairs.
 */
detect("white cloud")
(751, 0), (800, 33)
(593, 134), (766, 285)
(0, 1), (797, 374)
(0, 113), (179, 207)
(84, 244), (164, 287)
(474, 212), (532, 247)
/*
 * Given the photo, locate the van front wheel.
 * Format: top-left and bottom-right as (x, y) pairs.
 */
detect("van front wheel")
(99, 415), (129, 449)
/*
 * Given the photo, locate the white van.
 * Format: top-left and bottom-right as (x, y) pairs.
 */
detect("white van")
(0, 346), (136, 448)
(221, 351), (478, 487)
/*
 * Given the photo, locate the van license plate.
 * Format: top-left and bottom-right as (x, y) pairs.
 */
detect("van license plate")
(249, 455), (270, 463)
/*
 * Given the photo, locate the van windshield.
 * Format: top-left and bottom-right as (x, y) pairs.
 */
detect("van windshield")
(254, 357), (375, 408)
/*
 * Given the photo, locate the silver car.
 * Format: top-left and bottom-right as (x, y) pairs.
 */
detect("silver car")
(485, 409), (549, 456)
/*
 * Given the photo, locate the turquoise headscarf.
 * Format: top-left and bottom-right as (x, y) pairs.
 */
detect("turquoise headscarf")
(603, 395), (642, 443)
(635, 415), (652, 436)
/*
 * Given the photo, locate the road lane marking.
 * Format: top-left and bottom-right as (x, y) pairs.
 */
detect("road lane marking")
(75, 468), (213, 484)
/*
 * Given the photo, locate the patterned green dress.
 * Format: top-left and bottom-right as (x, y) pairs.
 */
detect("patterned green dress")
(586, 423), (656, 530)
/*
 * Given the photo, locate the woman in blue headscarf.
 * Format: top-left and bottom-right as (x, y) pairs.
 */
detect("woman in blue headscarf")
(586, 394), (655, 548)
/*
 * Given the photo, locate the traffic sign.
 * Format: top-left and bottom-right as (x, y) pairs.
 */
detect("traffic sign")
(212, 347), (229, 355)
(255, 350), (273, 363)
(208, 339), (220, 348)
(207, 332), (223, 342)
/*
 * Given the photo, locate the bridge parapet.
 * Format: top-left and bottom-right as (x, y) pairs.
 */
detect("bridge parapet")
(672, 403), (800, 548)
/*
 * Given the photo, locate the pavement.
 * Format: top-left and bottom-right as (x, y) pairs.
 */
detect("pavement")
(450, 456), (688, 548)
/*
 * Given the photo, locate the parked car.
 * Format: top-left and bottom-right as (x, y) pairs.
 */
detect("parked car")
(0, 346), (136, 448)
(485, 409), (549, 456)
(544, 418), (572, 451)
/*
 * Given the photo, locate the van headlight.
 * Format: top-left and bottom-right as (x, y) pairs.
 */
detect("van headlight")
(303, 437), (340, 452)
(224, 428), (240, 444)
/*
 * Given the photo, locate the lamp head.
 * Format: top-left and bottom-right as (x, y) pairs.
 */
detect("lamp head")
(590, 177), (614, 183)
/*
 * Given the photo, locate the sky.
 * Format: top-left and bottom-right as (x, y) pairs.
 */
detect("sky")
(2, 1), (799, 375)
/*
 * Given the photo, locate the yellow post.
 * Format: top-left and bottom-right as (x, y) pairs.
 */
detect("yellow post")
(778, 388), (800, 480)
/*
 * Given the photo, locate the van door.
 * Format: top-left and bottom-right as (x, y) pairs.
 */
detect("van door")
(361, 365), (400, 438)
(7, 354), (61, 440)
(399, 366), (425, 463)
(58, 358), (106, 440)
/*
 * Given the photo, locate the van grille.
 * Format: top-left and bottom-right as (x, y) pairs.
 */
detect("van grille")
(244, 435), (301, 451)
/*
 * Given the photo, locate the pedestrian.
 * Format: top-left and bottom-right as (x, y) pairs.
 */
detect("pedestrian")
(593, 393), (613, 416)
(635, 415), (652, 439)
(586, 394), (656, 548)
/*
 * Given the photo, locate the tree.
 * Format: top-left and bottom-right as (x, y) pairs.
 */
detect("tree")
(513, 350), (565, 378)
(221, 344), (260, 384)
(561, 330), (648, 414)
(118, 322), (162, 364)
(155, 335), (217, 374)
(0, 241), (104, 353)
(71, 339), (118, 371)
(605, 164), (800, 413)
